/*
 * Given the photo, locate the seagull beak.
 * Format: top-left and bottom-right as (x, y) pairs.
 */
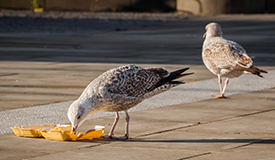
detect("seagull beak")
(203, 33), (206, 38)
(72, 126), (78, 135)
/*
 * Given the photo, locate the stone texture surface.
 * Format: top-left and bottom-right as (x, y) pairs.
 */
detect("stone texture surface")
(1, 13), (275, 160)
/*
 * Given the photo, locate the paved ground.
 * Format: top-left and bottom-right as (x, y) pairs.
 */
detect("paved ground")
(0, 10), (275, 160)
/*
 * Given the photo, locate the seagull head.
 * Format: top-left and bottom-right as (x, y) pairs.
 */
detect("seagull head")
(203, 22), (223, 38)
(67, 99), (92, 134)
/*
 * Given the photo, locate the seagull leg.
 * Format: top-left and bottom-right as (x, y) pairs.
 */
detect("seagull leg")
(212, 75), (227, 98)
(221, 78), (229, 97)
(101, 111), (119, 139)
(101, 111), (130, 140)
(117, 111), (130, 140)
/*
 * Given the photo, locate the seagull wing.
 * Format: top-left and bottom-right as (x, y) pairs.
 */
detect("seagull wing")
(203, 38), (253, 70)
(100, 65), (169, 98)
(228, 40), (253, 68)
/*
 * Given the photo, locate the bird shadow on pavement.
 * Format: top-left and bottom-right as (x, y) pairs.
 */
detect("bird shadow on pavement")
(126, 138), (275, 144)
(77, 137), (275, 144)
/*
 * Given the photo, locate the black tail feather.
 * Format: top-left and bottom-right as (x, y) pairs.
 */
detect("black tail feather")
(149, 67), (194, 91)
(249, 66), (268, 78)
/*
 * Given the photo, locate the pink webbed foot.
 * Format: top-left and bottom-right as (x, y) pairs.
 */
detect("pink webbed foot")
(101, 134), (113, 139)
(101, 134), (129, 140)
(115, 133), (129, 140)
(211, 94), (228, 99)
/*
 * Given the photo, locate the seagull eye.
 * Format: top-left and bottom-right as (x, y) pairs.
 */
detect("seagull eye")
(77, 115), (81, 120)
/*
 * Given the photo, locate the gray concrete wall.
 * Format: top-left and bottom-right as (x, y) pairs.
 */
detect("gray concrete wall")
(44, 0), (131, 12)
(0, 0), (274, 13)
(177, 0), (275, 15)
(0, 0), (176, 12)
(0, 0), (44, 10)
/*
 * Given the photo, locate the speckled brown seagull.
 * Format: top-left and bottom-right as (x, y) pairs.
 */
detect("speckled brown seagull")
(68, 64), (193, 139)
(202, 22), (268, 98)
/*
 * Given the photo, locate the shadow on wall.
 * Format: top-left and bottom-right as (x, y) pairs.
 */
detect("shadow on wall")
(121, 0), (176, 12)
(0, 0), (176, 12)
(229, 0), (269, 13)
(177, 0), (275, 15)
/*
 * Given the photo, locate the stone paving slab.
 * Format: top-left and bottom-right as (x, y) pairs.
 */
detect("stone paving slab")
(28, 143), (202, 160)
(1, 69), (274, 135)
(194, 142), (275, 160)
(1, 13), (275, 160)
(0, 62), (209, 111)
(2, 88), (274, 160)
(183, 110), (275, 136)
(1, 14), (275, 65)
(1, 13), (275, 114)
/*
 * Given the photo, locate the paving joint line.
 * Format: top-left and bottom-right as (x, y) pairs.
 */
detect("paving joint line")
(176, 138), (274, 160)
(0, 84), (83, 88)
(0, 73), (19, 77)
(29, 141), (112, 159)
(136, 124), (199, 138)
(222, 140), (265, 151)
(136, 108), (275, 138)
(177, 152), (212, 160)
(203, 108), (275, 126)
(176, 139), (272, 160)
(216, 138), (275, 153)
